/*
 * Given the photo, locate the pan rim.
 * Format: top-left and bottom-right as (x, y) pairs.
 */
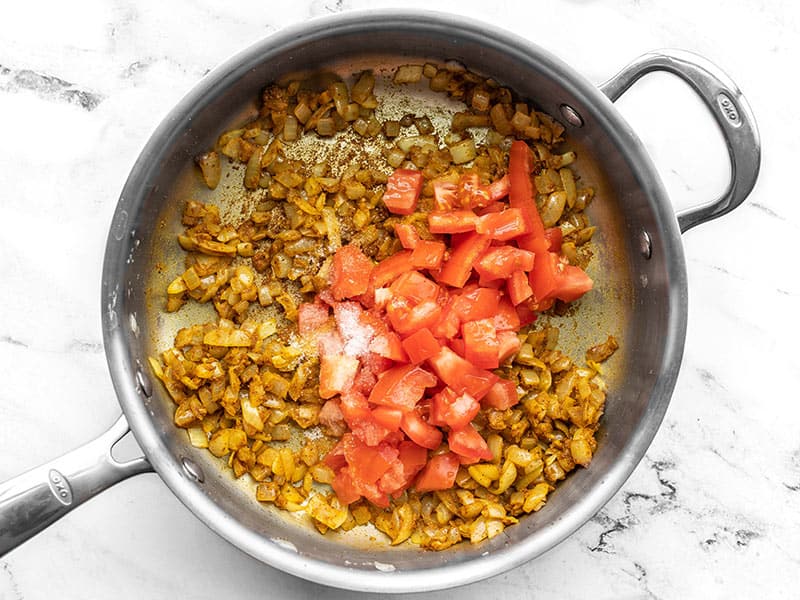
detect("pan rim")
(101, 8), (687, 593)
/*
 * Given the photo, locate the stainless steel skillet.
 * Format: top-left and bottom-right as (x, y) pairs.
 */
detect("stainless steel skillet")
(0, 10), (759, 593)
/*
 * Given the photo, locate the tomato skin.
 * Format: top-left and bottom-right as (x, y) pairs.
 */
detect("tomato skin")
(448, 424), (493, 461)
(368, 364), (437, 411)
(462, 318), (500, 369)
(427, 346), (498, 400)
(400, 410), (443, 449)
(401, 327), (442, 364)
(297, 301), (330, 336)
(414, 452), (461, 492)
(331, 245), (374, 300)
(507, 270), (534, 305)
(371, 250), (415, 288)
(428, 210), (478, 234)
(475, 246), (535, 281)
(394, 223), (420, 249)
(438, 232), (492, 288)
(383, 169), (423, 215)
(483, 378), (519, 410)
(410, 239), (446, 269)
(475, 208), (528, 241)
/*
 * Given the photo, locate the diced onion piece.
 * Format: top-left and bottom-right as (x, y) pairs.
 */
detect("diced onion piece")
(393, 64), (423, 84)
(187, 427), (209, 448)
(195, 151), (221, 189)
(449, 138), (477, 164)
(351, 71), (375, 105)
(203, 328), (253, 347)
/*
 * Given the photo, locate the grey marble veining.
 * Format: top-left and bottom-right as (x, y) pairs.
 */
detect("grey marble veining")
(1, 1), (798, 598)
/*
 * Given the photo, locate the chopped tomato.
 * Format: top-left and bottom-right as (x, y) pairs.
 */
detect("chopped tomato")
(368, 363), (437, 411)
(371, 250), (415, 288)
(433, 180), (458, 211)
(497, 330), (522, 363)
(451, 286), (500, 323)
(494, 297), (521, 331)
(389, 270), (440, 303)
(553, 263), (594, 302)
(318, 399), (346, 436)
(400, 410), (443, 449)
(371, 406), (404, 431)
(368, 331), (407, 362)
(475, 208), (528, 241)
(483, 378), (519, 410)
(297, 301), (330, 336)
(319, 353), (359, 399)
(331, 468), (362, 504)
(347, 440), (397, 483)
(515, 301), (539, 326)
(394, 223), (420, 249)
(401, 327), (442, 364)
(432, 389), (480, 429)
(462, 318), (499, 369)
(383, 169), (423, 215)
(438, 232), (492, 288)
(414, 452), (460, 492)
(529, 251), (558, 302)
(431, 301), (461, 340)
(331, 245), (374, 300)
(544, 227), (563, 252)
(507, 270), (534, 305)
(428, 210), (478, 234)
(388, 297), (442, 335)
(378, 440), (427, 495)
(448, 424), (493, 461)
(457, 173), (491, 208)
(508, 140), (546, 249)
(475, 246), (535, 281)
(410, 239), (446, 269)
(428, 346), (498, 400)
(340, 391), (392, 446)
(484, 174), (510, 202)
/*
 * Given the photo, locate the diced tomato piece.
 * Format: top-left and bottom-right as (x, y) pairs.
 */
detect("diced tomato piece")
(428, 346), (499, 400)
(428, 210), (478, 234)
(484, 174), (510, 202)
(333, 301), (377, 357)
(451, 286), (501, 323)
(475, 208), (528, 241)
(297, 301), (330, 336)
(410, 239), (446, 270)
(497, 330), (521, 363)
(371, 250), (415, 288)
(331, 468), (362, 504)
(319, 353), (359, 399)
(462, 318), (500, 369)
(553, 264), (594, 302)
(394, 223), (420, 249)
(544, 227), (563, 252)
(475, 202), (505, 215)
(475, 246), (536, 281)
(433, 180), (458, 211)
(401, 328), (442, 364)
(371, 406), (404, 431)
(331, 245), (374, 300)
(494, 297), (521, 331)
(389, 270), (439, 303)
(457, 173), (491, 208)
(438, 232), (492, 288)
(323, 437), (348, 470)
(340, 391), (392, 446)
(515, 302), (539, 326)
(509, 140), (546, 249)
(449, 337), (465, 357)
(483, 378), (519, 410)
(348, 440), (398, 483)
(387, 298), (442, 335)
(529, 250), (558, 302)
(368, 364), (437, 411)
(368, 331), (407, 362)
(432, 389), (480, 429)
(414, 452), (460, 492)
(431, 301), (461, 340)
(400, 410), (443, 449)
(378, 441), (428, 496)
(507, 270), (534, 305)
(448, 424), (493, 461)
(383, 169), (423, 215)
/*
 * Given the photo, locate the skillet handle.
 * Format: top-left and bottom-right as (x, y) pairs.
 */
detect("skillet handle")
(599, 49), (761, 233)
(0, 414), (151, 557)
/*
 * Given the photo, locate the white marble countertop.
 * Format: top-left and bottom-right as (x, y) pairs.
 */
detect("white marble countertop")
(1, 1), (797, 598)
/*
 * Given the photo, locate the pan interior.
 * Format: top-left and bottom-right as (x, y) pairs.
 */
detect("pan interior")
(105, 13), (685, 592)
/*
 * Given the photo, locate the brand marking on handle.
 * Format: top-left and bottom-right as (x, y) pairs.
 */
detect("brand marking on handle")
(716, 92), (741, 126)
(48, 469), (73, 506)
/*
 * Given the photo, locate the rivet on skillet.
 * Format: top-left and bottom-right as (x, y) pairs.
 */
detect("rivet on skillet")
(135, 367), (153, 398)
(181, 457), (205, 483)
(639, 230), (653, 259)
(559, 104), (583, 127)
